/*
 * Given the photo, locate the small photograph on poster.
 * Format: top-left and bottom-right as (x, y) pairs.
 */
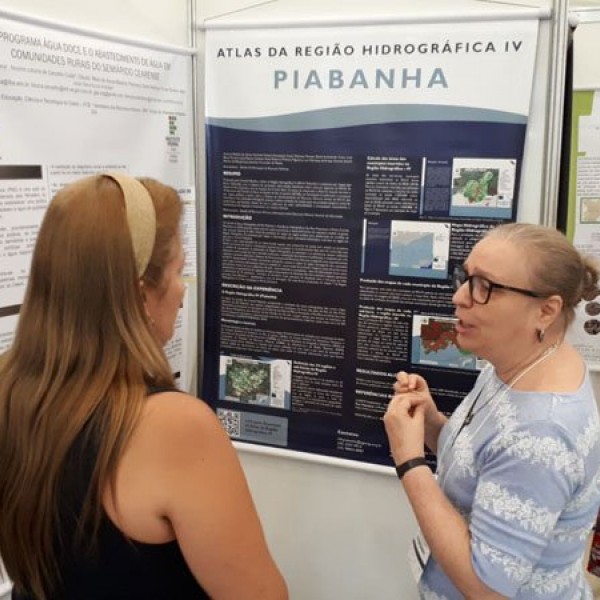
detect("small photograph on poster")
(388, 220), (450, 279)
(583, 319), (600, 335)
(449, 158), (516, 219)
(585, 300), (600, 317)
(420, 159), (452, 218)
(580, 197), (600, 224)
(411, 315), (484, 371)
(361, 219), (392, 276)
(219, 355), (292, 409)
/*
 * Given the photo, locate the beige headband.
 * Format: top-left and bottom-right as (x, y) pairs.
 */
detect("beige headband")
(104, 173), (156, 277)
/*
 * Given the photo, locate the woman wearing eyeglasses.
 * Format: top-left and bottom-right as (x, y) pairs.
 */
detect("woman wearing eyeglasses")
(384, 223), (600, 600)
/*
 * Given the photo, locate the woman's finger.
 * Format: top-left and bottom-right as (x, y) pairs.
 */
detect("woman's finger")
(394, 371), (409, 391)
(386, 393), (411, 416)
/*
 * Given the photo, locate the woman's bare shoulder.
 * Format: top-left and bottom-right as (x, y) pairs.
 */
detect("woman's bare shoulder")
(105, 390), (239, 544)
(143, 390), (215, 420)
(139, 391), (227, 454)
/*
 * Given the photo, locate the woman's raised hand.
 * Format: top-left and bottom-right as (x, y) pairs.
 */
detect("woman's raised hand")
(393, 371), (435, 415)
(388, 371), (447, 456)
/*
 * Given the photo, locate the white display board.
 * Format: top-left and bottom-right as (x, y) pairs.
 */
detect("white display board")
(0, 8), (197, 388)
(566, 5), (600, 381)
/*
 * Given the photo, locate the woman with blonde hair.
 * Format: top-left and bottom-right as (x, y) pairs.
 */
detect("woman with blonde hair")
(385, 223), (600, 599)
(0, 174), (288, 600)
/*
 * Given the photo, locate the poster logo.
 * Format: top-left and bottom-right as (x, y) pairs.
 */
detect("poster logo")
(166, 114), (180, 163)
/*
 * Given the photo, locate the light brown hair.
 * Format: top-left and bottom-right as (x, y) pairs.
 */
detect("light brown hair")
(486, 222), (600, 327)
(0, 174), (182, 599)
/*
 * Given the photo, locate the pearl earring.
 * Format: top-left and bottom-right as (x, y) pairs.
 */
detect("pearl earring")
(537, 328), (545, 343)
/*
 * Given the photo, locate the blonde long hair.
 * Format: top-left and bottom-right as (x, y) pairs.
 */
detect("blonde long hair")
(0, 175), (182, 599)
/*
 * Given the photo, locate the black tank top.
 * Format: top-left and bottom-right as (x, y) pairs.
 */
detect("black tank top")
(13, 387), (211, 600)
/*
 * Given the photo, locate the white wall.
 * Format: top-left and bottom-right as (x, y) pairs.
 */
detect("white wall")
(239, 448), (420, 600)
(0, 0), (191, 46)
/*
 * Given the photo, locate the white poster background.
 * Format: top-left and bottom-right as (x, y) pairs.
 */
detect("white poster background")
(205, 20), (539, 121)
(568, 89), (600, 369)
(0, 15), (196, 388)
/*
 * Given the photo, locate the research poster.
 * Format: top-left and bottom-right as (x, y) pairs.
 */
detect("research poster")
(0, 15), (196, 388)
(204, 19), (539, 465)
(566, 89), (600, 369)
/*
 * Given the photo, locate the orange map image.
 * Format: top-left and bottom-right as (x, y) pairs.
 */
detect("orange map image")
(420, 319), (459, 354)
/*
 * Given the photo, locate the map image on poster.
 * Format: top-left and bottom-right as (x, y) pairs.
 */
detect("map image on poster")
(219, 355), (292, 410)
(450, 158), (516, 219)
(389, 221), (450, 279)
(411, 315), (482, 371)
(580, 197), (600, 223)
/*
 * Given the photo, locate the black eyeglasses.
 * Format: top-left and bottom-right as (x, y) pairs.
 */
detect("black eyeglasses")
(452, 265), (546, 305)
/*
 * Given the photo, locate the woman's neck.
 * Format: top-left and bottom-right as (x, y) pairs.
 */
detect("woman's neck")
(494, 338), (562, 385)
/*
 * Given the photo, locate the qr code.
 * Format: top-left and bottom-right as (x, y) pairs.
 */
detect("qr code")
(217, 408), (241, 438)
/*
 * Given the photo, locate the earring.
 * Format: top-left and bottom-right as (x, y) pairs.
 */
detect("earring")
(537, 328), (545, 343)
(147, 314), (155, 327)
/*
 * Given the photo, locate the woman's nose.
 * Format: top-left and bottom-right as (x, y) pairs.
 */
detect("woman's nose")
(452, 280), (472, 307)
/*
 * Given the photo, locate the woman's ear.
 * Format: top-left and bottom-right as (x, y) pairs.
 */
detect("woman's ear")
(538, 294), (563, 330)
(139, 280), (156, 327)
